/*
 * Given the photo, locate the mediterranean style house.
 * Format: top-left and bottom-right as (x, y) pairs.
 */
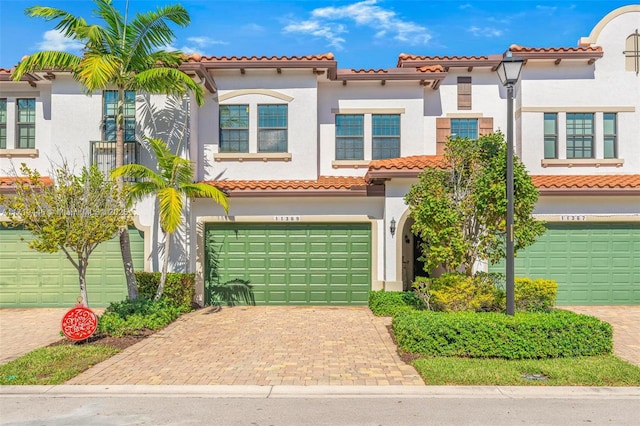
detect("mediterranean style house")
(1, 5), (638, 308)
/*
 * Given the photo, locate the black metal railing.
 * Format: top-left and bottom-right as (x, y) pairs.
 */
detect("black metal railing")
(90, 140), (139, 179)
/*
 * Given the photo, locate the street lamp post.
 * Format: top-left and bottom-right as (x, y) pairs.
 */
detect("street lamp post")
(496, 53), (524, 316)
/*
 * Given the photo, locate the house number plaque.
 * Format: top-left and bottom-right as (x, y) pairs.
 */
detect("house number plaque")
(274, 216), (301, 222)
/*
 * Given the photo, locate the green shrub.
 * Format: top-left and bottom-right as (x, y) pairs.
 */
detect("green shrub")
(97, 298), (189, 337)
(368, 290), (422, 316)
(428, 273), (502, 312)
(392, 309), (612, 360)
(135, 272), (195, 309)
(515, 278), (557, 312)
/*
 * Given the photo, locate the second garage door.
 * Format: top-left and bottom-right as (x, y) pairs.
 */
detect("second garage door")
(491, 223), (640, 305)
(205, 222), (371, 305)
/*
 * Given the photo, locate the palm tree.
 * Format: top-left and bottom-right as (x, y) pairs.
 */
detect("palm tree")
(11, 0), (205, 300)
(112, 137), (228, 300)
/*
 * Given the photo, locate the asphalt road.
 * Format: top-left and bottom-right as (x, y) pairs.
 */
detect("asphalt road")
(1, 386), (639, 426)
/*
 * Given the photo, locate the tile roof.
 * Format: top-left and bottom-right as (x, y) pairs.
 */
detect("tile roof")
(202, 176), (367, 196)
(509, 44), (603, 53)
(0, 176), (53, 191)
(531, 175), (640, 190)
(398, 54), (490, 61)
(185, 53), (335, 63)
(417, 65), (446, 73)
(368, 155), (447, 171)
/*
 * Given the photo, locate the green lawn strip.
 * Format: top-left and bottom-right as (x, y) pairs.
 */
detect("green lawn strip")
(0, 345), (119, 385)
(413, 355), (640, 386)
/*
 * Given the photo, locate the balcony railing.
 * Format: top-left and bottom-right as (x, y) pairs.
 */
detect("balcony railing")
(90, 141), (139, 179)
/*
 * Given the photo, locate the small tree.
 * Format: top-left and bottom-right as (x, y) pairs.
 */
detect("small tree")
(111, 137), (228, 300)
(0, 163), (130, 307)
(405, 133), (545, 276)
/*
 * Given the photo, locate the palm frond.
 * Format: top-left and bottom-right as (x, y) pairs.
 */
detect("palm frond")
(157, 187), (183, 234)
(182, 183), (229, 213)
(111, 163), (165, 187)
(76, 53), (121, 91)
(146, 137), (175, 172)
(25, 6), (88, 39)
(209, 279), (255, 306)
(124, 5), (190, 67)
(171, 158), (195, 186)
(133, 68), (205, 106)
(93, 0), (124, 46)
(125, 181), (163, 204)
(12, 52), (81, 80)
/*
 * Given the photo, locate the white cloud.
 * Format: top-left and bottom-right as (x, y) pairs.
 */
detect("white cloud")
(36, 30), (83, 52)
(283, 0), (430, 49)
(283, 20), (347, 49)
(468, 26), (504, 38)
(536, 5), (558, 13)
(167, 36), (228, 54)
(459, 4), (472, 10)
(242, 23), (266, 33)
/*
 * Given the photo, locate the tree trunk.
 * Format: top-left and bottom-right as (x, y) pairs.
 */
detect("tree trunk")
(78, 259), (89, 308)
(155, 231), (172, 300)
(116, 86), (138, 299)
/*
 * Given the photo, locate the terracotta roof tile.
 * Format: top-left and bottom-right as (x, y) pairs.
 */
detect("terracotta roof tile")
(417, 65), (446, 73)
(0, 176), (53, 190)
(186, 53), (335, 63)
(509, 44), (603, 53)
(399, 54), (490, 61)
(531, 175), (640, 190)
(346, 69), (388, 74)
(203, 176), (365, 192)
(368, 155), (447, 171)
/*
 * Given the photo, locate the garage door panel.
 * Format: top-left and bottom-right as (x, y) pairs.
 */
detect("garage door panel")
(491, 223), (639, 305)
(205, 223), (371, 305)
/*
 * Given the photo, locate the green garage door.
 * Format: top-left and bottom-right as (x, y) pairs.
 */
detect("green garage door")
(493, 223), (640, 305)
(0, 228), (145, 308)
(205, 223), (371, 305)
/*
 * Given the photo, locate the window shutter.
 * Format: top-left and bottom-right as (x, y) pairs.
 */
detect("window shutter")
(457, 77), (472, 110)
(436, 118), (450, 155)
(479, 117), (494, 136)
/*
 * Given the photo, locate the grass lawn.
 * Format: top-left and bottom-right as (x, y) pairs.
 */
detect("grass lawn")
(413, 355), (640, 386)
(0, 345), (120, 385)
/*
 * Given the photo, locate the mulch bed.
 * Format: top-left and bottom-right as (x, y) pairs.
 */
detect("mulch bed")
(48, 329), (155, 351)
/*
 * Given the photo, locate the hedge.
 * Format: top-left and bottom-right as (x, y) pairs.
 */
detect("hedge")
(135, 272), (195, 310)
(392, 309), (612, 359)
(368, 290), (422, 316)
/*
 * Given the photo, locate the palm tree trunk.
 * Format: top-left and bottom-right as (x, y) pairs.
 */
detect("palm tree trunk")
(116, 86), (138, 300)
(155, 231), (171, 300)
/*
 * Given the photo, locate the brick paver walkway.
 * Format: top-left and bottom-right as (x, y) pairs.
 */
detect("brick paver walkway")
(0, 307), (106, 364)
(0, 308), (67, 364)
(566, 306), (640, 366)
(68, 306), (425, 386)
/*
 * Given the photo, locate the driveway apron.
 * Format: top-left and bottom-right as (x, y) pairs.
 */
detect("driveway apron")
(566, 306), (640, 366)
(0, 308), (68, 364)
(67, 306), (424, 386)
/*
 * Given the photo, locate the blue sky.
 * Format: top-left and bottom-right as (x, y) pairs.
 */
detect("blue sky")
(0, 0), (633, 70)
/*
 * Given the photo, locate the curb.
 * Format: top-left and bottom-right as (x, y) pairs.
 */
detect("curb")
(2, 385), (639, 399)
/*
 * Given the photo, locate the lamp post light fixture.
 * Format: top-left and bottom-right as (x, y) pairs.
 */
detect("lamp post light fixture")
(496, 53), (524, 316)
(390, 218), (396, 237)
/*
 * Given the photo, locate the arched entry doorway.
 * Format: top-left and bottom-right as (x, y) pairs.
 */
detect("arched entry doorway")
(400, 218), (427, 291)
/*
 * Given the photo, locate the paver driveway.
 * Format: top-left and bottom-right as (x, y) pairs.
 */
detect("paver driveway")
(0, 309), (68, 364)
(68, 306), (424, 386)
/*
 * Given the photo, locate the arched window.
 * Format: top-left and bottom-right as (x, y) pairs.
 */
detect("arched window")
(624, 30), (640, 74)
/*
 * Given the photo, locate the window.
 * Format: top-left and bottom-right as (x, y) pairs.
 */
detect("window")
(624, 30), (640, 74)
(543, 113), (558, 159)
(566, 113), (594, 159)
(103, 90), (135, 142)
(372, 114), (400, 159)
(0, 99), (6, 149)
(450, 118), (478, 139)
(258, 104), (287, 152)
(335, 114), (364, 160)
(457, 77), (472, 110)
(436, 117), (493, 155)
(219, 105), (249, 152)
(603, 113), (617, 159)
(16, 98), (35, 148)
